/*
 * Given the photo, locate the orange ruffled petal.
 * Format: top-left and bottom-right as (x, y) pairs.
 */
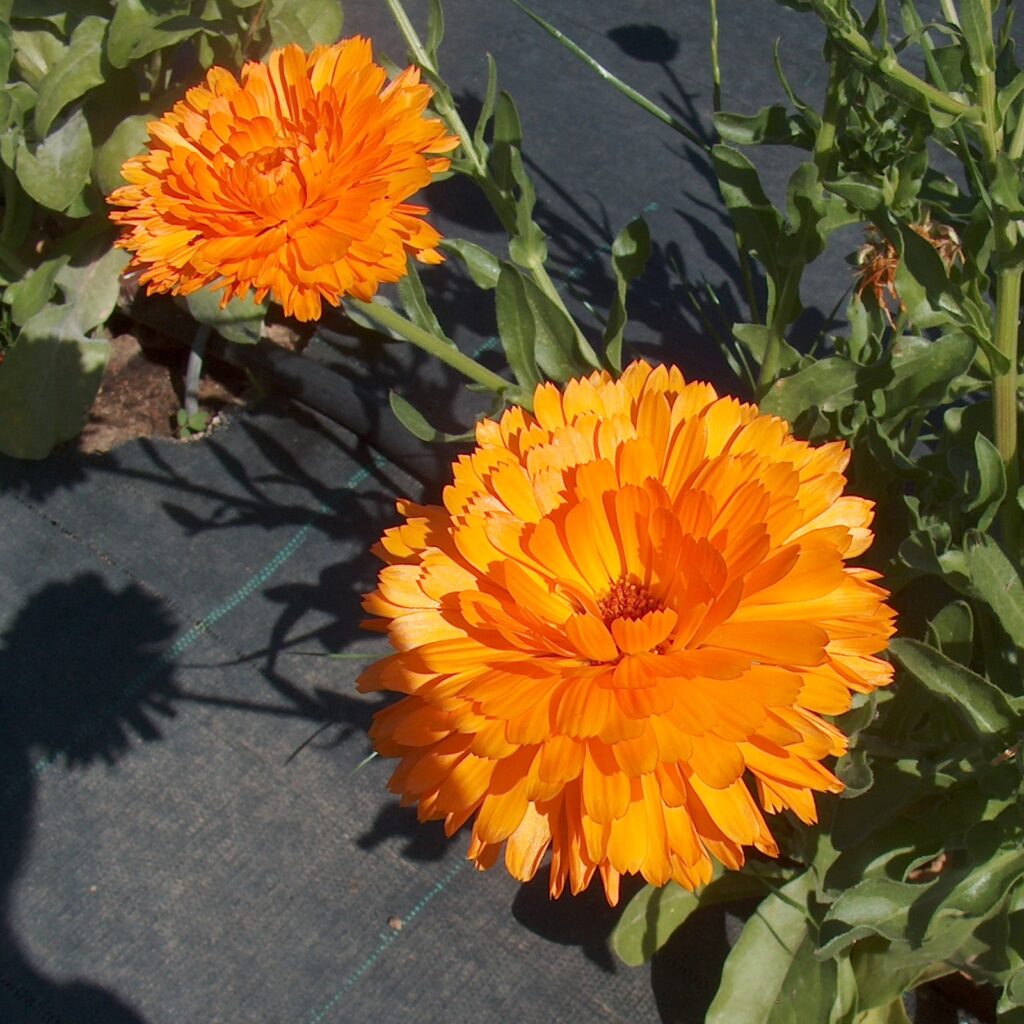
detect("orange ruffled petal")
(108, 38), (457, 321)
(359, 361), (896, 904)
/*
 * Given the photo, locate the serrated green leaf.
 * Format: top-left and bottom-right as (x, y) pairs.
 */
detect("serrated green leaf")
(890, 637), (1017, 739)
(965, 532), (1024, 647)
(15, 105), (91, 211)
(439, 239), (500, 290)
(33, 15), (106, 137)
(267, 0), (342, 50)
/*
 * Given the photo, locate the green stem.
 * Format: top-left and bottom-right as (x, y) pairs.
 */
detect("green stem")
(976, 0), (1022, 549)
(832, 21), (980, 120)
(384, 0), (487, 177)
(184, 324), (210, 417)
(350, 298), (513, 396)
(993, 266), (1022, 549)
(510, 0), (709, 151)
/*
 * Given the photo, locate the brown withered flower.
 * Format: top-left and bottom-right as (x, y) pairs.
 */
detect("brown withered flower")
(854, 213), (963, 327)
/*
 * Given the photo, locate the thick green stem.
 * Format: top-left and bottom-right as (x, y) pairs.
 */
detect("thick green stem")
(993, 266), (1022, 549)
(975, 0), (1022, 550)
(350, 298), (512, 396)
(832, 21), (979, 121)
(384, 0), (487, 177)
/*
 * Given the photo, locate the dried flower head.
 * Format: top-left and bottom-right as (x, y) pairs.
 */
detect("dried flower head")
(108, 39), (458, 321)
(854, 213), (963, 327)
(359, 362), (895, 904)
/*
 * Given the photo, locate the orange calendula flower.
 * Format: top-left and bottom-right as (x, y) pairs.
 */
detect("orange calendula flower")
(108, 39), (458, 322)
(359, 362), (895, 905)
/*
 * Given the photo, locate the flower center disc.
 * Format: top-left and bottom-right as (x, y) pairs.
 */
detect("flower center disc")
(597, 576), (661, 624)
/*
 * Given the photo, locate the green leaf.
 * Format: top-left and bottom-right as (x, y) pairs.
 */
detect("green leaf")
(184, 289), (265, 345)
(11, 27), (66, 90)
(0, 309), (109, 458)
(425, 0), (444, 63)
(107, 0), (165, 69)
(15, 105), (92, 211)
(760, 356), (858, 423)
(927, 600), (974, 666)
(713, 105), (812, 147)
(712, 144), (783, 280)
(965, 532), (1024, 647)
(890, 637), (1017, 739)
(388, 391), (471, 444)
(267, 0), (342, 50)
(603, 216), (650, 373)
(731, 323), (801, 375)
(960, 0), (996, 74)
(33, 15), (106, 137)
(4, 252), (69, 326)
(496, 263), (585, 385)
(0, 245), (127, 459)
(706, 871), (847, 1024)
(818, 878), (919, 958)
(611, 868), (775, 967)
(611, 883), (701, 967)
(0, 22), (14, 87)
(876, 333), (974, 415)
(92, 113), (150, 195)
(439, 239), (500, 290)
(396, 258), (452, 345)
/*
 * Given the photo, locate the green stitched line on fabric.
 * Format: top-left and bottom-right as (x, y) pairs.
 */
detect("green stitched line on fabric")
(304, 858), (465, 1024)
(1, 453), (390, 811)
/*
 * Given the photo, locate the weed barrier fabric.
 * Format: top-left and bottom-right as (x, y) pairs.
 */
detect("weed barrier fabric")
(0, 3), (972, 1023)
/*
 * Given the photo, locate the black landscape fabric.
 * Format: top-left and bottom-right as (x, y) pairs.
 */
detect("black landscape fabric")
(0, 3), (959, 1023)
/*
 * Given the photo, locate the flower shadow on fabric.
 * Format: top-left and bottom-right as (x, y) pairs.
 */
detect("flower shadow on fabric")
(0, 573), (179, 1024)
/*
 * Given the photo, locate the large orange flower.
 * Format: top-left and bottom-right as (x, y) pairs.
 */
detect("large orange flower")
(108, 39), (458, 321)
(360, 362), (895, 904)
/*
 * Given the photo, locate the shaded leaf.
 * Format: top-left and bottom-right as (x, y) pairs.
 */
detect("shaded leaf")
(92, 113), (150, 195)
(185, 289), (266, 345)
(890, 638), (1017, 739)
(5, 253), (70, 326)
(440, 239), (500, 290)
(965, 532), (1024, 648)
(15, 105), (92, 211)
(267, 0), (343, 48)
